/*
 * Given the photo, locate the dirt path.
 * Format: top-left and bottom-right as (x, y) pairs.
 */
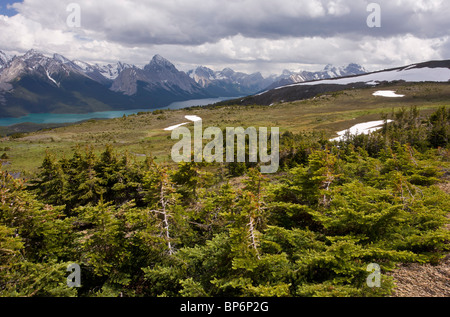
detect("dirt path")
(389, 181), (450, 297)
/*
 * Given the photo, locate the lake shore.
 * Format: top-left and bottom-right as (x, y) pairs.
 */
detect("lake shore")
(0, 96), (239, 127)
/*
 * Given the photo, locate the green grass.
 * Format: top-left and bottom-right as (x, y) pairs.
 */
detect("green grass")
(2, 82), (449, 174)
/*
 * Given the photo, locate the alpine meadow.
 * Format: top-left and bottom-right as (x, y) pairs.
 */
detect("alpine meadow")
(0, 0), (449, 302)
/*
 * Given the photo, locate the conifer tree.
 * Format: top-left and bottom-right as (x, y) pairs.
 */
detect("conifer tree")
(76, 198), (130, 280)
(428, 106), (449, 148)
(64, 146), (105, 208)
(143, 159), (182, 255)
(78, 146), (105, 204)
(0, 170), (77, 296)
(32, 151), (67, 206)
(172, 161), (202, 201)
(222, 169), (268, 264)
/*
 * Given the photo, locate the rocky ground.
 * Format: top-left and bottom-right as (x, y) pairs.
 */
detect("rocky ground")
(390, 255), (450, 297)
(389, 180), (450, 297)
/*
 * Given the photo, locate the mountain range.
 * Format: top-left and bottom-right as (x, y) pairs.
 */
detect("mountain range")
(187, 66), (275, 96)
(231, 60), (450, 107)
(0, 49), (368, 118)
(265, 63), (367, 90)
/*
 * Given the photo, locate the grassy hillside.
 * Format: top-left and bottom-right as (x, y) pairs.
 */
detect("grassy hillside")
(0, 81), (448, 298)
(1, 82), (449, 175)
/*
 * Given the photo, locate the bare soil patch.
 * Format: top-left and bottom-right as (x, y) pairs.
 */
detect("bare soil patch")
(390, 180), (450, 297)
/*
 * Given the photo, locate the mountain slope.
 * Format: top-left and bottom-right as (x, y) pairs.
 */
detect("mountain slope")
(3, 48), (447, 119)
(1, 72), (137, 118)
(279, 60), (450, 89)
(0, 51), (212, 117)
(187, 66), (274, 96)
(232, 60), (450, 106)
(266, 63), (367, 90)
(0, 50), (12, 71)
(110, 55), (210, 105)
(0, 50), (144, 117)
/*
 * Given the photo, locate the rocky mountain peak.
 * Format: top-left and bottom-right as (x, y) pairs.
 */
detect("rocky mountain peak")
(344, 63), (367, 74)
(53, 53), (73, 64)
(23, 49), (44, 60)
(147, 54), (175, 70)
(0, 50), (11, 70)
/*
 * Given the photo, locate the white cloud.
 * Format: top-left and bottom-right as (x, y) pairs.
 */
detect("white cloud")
(358, 35), (443, 69)
(327, 0), (351, 16)
(0, 0), (448, 75)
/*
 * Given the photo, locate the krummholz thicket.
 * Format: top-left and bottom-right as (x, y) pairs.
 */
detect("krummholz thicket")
(1, 107), (449, 297)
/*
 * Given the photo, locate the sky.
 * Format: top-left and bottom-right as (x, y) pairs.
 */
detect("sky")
(0, 0), (449, 76)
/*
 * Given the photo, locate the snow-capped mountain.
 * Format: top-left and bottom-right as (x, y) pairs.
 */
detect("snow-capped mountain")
(73, 60), (133, 80)
(0, 49), (123, 87)
(235, 60), (450, 107)
(0, 49), (140, 117)
(98, 62), (132, 80)
(0, 49), (135, 88)
(1, 48), (448, 119)
(0, 49), (368, 103)
(266, 63), (367, 90)
(143, 54), (203, 94)
(187, 63), (367, 95)
(188, 66), (217, 87)
(0, 50), (76, 88)
(0, 50), (12, 71)
(72, 60), (132, 86)
(275, 60), (450, 90)
(187, 66), (274, 96)
(111, 54), (206, 98)
(0, 50), (216, 117)
(0, 49), (136, 89)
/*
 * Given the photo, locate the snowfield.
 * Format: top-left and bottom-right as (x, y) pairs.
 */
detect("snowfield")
(184, 115), (202, 122)
(276, 67), (450, 90)
(373, 90), (405, 98)
(164, 115), (202, 131)
(164, 122), (189, 131)
(331, 120), (394, 142)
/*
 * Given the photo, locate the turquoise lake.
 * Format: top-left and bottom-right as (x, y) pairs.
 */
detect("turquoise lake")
(0, 97), (237, 126)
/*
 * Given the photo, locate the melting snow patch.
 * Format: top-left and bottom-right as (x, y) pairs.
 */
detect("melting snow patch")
(373, 90), (405, 98)
(163, 115), (202, 131)
(185, 115), (202, 122)
(276, 67), (450, 90)
(331, 120), (393, 142)
(45, 70), (60, 87)
(164, 122), (189, 131)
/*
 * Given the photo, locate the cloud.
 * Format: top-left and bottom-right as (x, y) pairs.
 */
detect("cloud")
(0, 0), (449, 74)
(10, 0), (448, 44)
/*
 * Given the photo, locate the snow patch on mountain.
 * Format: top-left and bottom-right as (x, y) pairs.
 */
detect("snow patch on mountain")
(277, 66), (450, 90)
(373, 90), (405, 98)
(188, 66), (274, 96)
(96, 62), (132, 80)
(163, 115), (203, 131)
(185, 115), (202, 122)
(0, 50), (13, 70)
(331, 120), (394, 142)
(45, 69), (60, 87)
(164, 122), (189, 131)
(73, 60), (93, 72)
(267, 63), (367, 90)
(53, 53), (72, 64)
